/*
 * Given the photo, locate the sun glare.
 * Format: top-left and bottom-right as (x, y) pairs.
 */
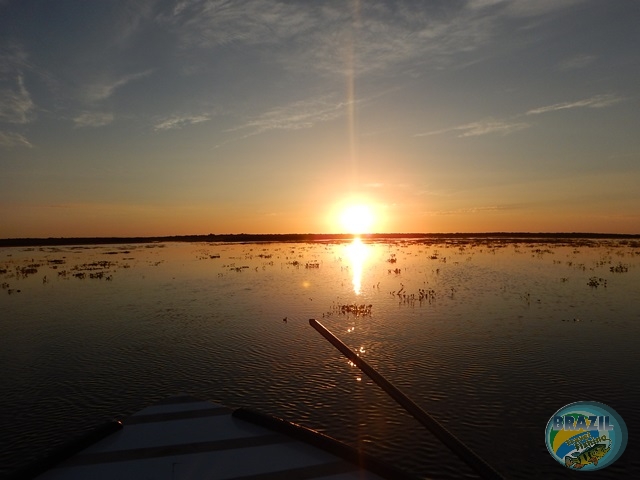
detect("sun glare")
(340, 204), (375, 234)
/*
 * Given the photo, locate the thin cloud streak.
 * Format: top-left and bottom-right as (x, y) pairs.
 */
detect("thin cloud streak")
(416, 119), (530, 138)
(154, 114), (211, 131)
(418, 92), (621, 138)
(0, 75), (35, 124)
(0, 131), (33, 148)
(84, 70), (153, 103)
(458, 120), (530, 137)
(558, 54), (596, 71)
(427, 205), (518, 216)
(526, 94), (622, 115)
(227, 96), (350, 137)
(73, 112), (115, 128)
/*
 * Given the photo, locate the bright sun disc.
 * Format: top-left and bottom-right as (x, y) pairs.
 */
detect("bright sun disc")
(340, 204), (375, 234)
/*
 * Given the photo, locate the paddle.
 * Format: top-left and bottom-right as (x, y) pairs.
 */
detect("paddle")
(309, 318), (505, 480)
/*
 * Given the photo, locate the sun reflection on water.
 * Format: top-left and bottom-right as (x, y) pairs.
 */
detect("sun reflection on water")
(345, 237), (369, 295)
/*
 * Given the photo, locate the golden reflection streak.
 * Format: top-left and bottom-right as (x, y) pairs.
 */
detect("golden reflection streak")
(345, 237), (369, 295)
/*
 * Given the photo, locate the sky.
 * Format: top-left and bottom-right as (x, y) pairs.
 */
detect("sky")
(1, 0), (639, 238)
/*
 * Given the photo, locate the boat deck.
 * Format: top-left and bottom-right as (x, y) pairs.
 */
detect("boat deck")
(34, 395), (415, 480)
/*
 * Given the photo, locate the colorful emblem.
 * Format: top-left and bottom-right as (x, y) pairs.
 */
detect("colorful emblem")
(545, 401), (627, 471)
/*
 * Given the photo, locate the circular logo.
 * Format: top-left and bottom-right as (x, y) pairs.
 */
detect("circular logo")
(545, 401), (628, 471)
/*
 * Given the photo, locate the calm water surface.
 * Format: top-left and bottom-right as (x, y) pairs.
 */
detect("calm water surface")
(1, 238), (639, 479)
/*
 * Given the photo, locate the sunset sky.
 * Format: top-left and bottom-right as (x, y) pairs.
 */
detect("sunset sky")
(1, 0), (639, 238)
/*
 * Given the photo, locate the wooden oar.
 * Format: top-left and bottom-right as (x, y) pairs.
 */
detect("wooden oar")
(309, 318), (505, 480)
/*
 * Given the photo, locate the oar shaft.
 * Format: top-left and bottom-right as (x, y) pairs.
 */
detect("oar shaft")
(309, 318), (504, 480)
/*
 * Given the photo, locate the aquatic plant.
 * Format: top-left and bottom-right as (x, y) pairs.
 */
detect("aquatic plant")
(610, 262), (629, 273)
(587, 277), (607, 288)
(336, 303), (372, 317)
(16, 266), (38, 277)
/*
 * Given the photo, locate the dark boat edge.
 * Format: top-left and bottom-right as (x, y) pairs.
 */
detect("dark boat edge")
(233, 407), (421, 480)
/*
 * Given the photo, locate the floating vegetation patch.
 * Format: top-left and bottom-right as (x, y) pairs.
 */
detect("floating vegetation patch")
(587, 277), (607, 288)
(65, 260), (117, 280)
(72, 261), (113, 271)
(336, 303), (373, 317)
(417, 288), (437, 301)
(89, 272), (112, 280)
(229, 266), (249, 272)
(532, 248), (554, 256)
(17, 266), (39, 277)
(610, 262), (629, 273)
(391, 286), (437, 306)
(195, 249), (221, 260)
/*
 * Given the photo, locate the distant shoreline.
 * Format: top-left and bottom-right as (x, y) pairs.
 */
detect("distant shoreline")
(1, 232), (639, 247)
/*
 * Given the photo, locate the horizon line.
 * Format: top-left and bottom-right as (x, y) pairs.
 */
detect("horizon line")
(1, 231), (639, 247)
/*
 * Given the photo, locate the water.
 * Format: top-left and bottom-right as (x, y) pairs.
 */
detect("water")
(1, 238), (639, 479)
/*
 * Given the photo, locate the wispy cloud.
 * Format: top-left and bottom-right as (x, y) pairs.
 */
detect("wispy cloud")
(428, 205), (517, 215)
(160, 0), (578, 79)
(227, 96), (349, 137)
(84, 70), (152, 103)
(416, 119), (530, 138)
(502, 0), (583, 18)
(0, 131), (33, 148)
(0, 44), (31, 76)
(458, 120), (530, 137)
(558, 54), (596, 71)
(419, 91), (620, 139)
(73, 112), (115, 128)
(154, 114), (210, 131)
(0, 75), (35, 124)
(526, 94), (622, 115)
(111, 1), (157, 47)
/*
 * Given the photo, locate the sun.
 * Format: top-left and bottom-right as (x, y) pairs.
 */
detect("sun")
(339, 204), (375, 234)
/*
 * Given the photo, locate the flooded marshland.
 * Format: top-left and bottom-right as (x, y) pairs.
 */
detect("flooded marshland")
(1, 237), (639, 478)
